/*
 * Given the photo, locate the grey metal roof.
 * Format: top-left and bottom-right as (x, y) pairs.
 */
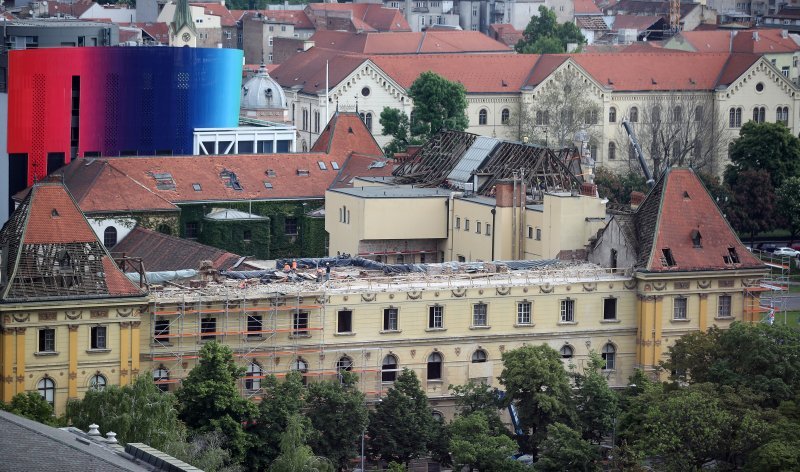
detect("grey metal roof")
(0, 411), (154, 472)
(330, 186), (452, 198)
(446, 136), (499, 187)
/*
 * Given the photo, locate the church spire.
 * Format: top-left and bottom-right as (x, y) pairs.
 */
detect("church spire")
(172, 0), (196, 35)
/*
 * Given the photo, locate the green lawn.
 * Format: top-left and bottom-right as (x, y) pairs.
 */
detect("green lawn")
(775, 311), (800, 326)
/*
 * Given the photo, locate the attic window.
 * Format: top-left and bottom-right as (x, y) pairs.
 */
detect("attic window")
(51, 209), (59, 218)
(331, 161), (340, 170)
(266, 169), (277, 177)
(220, 169), (243, 191)
(152, 172), (176, 191)
(264, 182), (273, 189)
(691, 230), (702, 248)
(369, 161), (386, 169)
(727, 247), (740, 264)
(661, 248), (677, 267)
(297, 169), (310, 176)
(683, 191), (691, 199)
(318, 161), (327, 170)
(192, 183), (202, 191)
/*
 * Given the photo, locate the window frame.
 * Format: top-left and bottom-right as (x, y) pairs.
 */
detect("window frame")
(601, 343), (616, 370)
(478, 109), (488, 125)
(200, 317), (217, 341)
(89, 374), (107, 391)
(382, 354), (399, 382)
(247, 314), (264, 338)
(428, 305), (444, 329)
(516, 301), (532, 325)
(472, 302), (488, 327)
(471, 349), (487, 363)
(602, 297), (617, 321)
(673, 297), (688, 320)
(245, 361), (262, 391)
(103, 226), (117, 247)
(427, 352), (443, 380)
(337, 309), (353, 333)
(154, 318), (170, 344)
(718, 295), (732, 318)
(383, 307), (399, 331)
(38, 328), (56, 353)
(90, 325), (107, 350)
(560, 298), (575, 323)
(37, 378), (55, 405)
(154, 365), (170, 392)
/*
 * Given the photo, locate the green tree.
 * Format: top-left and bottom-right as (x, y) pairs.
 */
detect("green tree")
(379, 107), (422, 157)
(408, 71), (469, 140)
(572, 353), (618, 444)
(3, 392), (57, 425)
(725, 169), (777, 244)
(636, 387), (733, 471)
(305, 372), (368, 471)
(162, 432), (242, 472)
(449, 412), (526, 472)
(498, 344), (575, 455)
(66, 374), (183, 450)
(726, 121), (800, 189)
(516, 6), (586, 53)
(593, 168), (648, 205)
(534, 423), (599, 472)
(367, 368), (435, 466)
(662, 323), (800, 407)
(246, 371), (306, 470)
(777, 176), (800, 242)
(176, 341), (256, 462)
(450, 381), (506, 434)
(269, 414), (334, 472)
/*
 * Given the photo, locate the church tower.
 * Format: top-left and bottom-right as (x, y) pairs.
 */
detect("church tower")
(169, 0), (197, 47)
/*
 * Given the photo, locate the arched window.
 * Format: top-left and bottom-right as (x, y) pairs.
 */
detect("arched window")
(753, 106), (765, 123)
(103, 227), (117, 248)
(89, 374), (106, 391)
(156, 224), (171, 235)
(245, 362), (262, 391)
(651, 105), (661, 123)
(154, 365), (170, 392)
(601, 343), (616, 370)
(608, 107), (617, 123)
(471, 349), (487, 363)
(629, 107), (639, 123)
(777, 106), (789, 125)
(381, 354), (398, 382)
(608, 142), (616, 160)
(501, 108), (510, 124)
(336, 355), (353, 373)
(672, 106), (682, 122)
(302, 140), (308, 152)
(38, 378), (55, 405)
(694, 105), (703, 122)
(729, 107), (742, 128)
(560, 345), (574, 359)
(365, 112), (373, 132)
(432, 411), (444, 422)
(478, 109), (488, 125)
(292, 358), (308, 377)
(427, 352), (443, 380)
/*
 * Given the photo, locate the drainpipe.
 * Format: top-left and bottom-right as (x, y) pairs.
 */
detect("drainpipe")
(490, 208), (496, 261)
(448, 191), (462, 262)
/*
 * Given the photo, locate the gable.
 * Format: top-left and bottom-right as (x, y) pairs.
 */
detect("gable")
(720, 56), (797, 101)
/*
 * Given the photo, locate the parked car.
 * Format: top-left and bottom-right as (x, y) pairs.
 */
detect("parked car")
(791, 243), (800, 251)
(757, 243), (778, 253)
(774, 247), (800, 257)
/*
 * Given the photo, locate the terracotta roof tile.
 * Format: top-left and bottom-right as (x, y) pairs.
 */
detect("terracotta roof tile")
(190, 2), (237, 26)
(261, 9), (314, 29)
(23, 184), (99, 244)
(101, 256), (144, 295)
(272, 48), (367, 94)
(574, 0), (603, 15)
(311, 112), (384, 157)
(639, 168), (764, 272)
(112, 226), (242, 271)
(612, 14), (664, 31)
(306, 3), (411, 31)
(331, 152), (397, 189)
(310, 30), (511, 54)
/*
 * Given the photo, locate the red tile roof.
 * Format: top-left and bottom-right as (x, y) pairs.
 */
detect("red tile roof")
(311, 112), (384, 157)
(370, 53), (541, 92)
(676, 29), (800, 53)
(23, 183), (100, 244)
(488, 23), (523, 47)
(112, 226), (242, 271)
(310, 30), (512, 54)
(612, 15), (664, 31)
(258, 9), (315, 29)
(574, 0), (603, 15)
(138, 22), (169, 44)
(637, 168), (764, 272)
(272, 48), (368, 94)
(191, 2), (237, 26)
(306, 3), (411, 31)
(101, 255), (145, 295)
(47, 0), (95, 18)
(331, 152), (397, 188)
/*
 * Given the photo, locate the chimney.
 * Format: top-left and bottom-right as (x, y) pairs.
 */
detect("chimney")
(105, 432), (118, 444)
(580, 182), (597, 197)
(87, 424), (101, 437)
(753, 31), (759, 41)
(630, 191), (645, 210)
(495, 179), (526, 207)
(782, 29), (789, 38)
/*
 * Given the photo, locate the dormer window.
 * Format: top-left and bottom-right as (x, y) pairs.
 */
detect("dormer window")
(297, 169), (310, 176)
(727, 247), (740, 264)
(691, 229), (702, 248)
(683, 191), (691, 199)
(662, 248), (676, 267)
(266, 169), (277, 177)
(51, 209), (60, 218)
(220, 169), (243, 191)
(152, 172), (176, 191)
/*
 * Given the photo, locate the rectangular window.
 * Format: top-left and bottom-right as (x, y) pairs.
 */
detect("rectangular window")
(185, 221), (199, 239)
(337, 310), (352, 333)
(782, 66), (790, 77)
(464, 219), (470, 231)
(247, 315), (263, 337)
(472, 303), (488, 327)
(517, 301), (532, 325)
(201, 317), (217, 340)
(527, 226), (533, 239)
(536, 228), (542, 240)
(486, 224), (491, 236)
(285, 217), (298, 235)
(428, 305), (444, 329)
(455, 217), (461, 229)
(90, 326), (107, 349)
(603, 298), (617, 321)
(560, 299), (575, 323)
(718, 295), (732, 318)
(293, 312), (309, 335)
(39, 328), (55, 352)
(476, 222), (481, 234)
(673, 297), (687, 320)
(383, 308), (398, 331)
(154, 319), (170, 343)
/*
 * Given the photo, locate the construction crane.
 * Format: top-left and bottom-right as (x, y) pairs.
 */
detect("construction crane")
(669, 0), (681, 33)
(621, 119), (655, 188)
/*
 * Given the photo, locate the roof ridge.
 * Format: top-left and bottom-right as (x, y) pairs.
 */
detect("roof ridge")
(103, 161), (180, 209)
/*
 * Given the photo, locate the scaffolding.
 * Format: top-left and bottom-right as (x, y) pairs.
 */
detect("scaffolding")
(744, 250), (791, 325)
(147, 281), (385, 400)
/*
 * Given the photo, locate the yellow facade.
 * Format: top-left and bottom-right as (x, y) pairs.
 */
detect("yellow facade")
(0, 299), (149, 415)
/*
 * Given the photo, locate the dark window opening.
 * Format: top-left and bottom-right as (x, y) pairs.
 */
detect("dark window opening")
(247, 315), (263, 338)
(727, 247), (740, 264)
(662, 248), (676, 267)
(383, 308), (398, 331)
(154, 319), (170, 343)
(39, 328), (55, 352)
(691, 230), (702, 248)
(427, 352), (443, 380)
(603, 298), (617, 321)
(284, 217), (298, 235)
(471, 350), (487, 363)
(243, 229), (252, 242)
(560, 345), (573, 359)
(103, 227), (117, 248)
(90, 326), (107, 349)
(293, 312), (309, 336)
(382, 355), (398, 382)
(610, 248), (617, 270)
(200, 317), (216, 340)
(337, 310), (352, 333)
(185, 221), (199, 239)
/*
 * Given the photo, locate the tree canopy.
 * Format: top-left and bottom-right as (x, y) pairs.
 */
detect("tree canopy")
(449, 412), (526, 472)
(726, 121), (800, 189)
(777, 176), (800, 242)
(516, 6), (586, 53)
(408, 71), (469, 139)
